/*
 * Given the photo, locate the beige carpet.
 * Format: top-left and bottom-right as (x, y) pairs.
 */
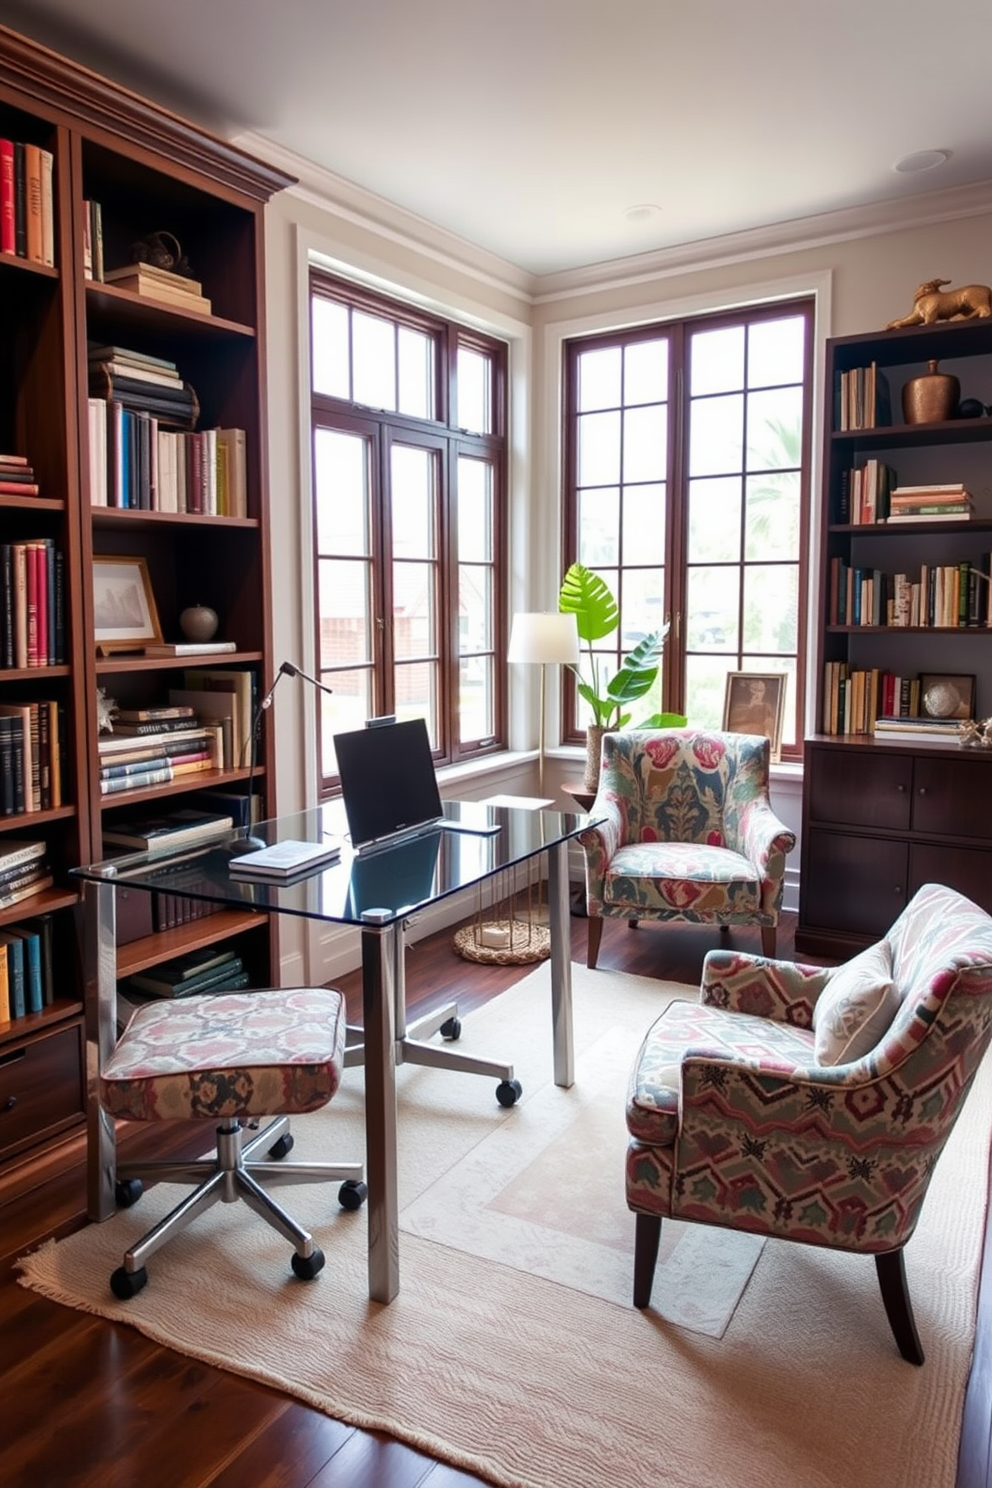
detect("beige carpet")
(18, 962), (992, 1488)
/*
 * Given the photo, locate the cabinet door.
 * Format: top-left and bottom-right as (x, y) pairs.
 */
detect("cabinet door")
(804, 829), (908, 937)
(912, 754), (992, 840)
(910, 843), (992, 915)
(807, 748), (912, 831)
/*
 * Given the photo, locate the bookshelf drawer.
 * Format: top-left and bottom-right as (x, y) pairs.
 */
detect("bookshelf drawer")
(804, 829), (908, 938)
(807, 747), (912, 831)
(911, 754), (992, 840)
(0, 1020), (85, 1162)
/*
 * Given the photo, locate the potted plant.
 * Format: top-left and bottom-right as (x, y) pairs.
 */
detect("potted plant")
(558, 562), (686, 790)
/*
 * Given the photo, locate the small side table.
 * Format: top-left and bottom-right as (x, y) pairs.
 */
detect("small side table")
(561, 782), (596, 916)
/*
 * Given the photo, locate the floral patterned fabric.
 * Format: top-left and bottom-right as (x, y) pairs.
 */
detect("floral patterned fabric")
(626, 883), (992, 1254)
(100, 986), (347, 1122)
(579, 730), (795, 927)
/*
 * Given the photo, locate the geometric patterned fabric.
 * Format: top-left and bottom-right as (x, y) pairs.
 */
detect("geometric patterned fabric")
(579, 729), (795, 927)
(626, 882), (992, 1254)
(99, 986), (347, 1123)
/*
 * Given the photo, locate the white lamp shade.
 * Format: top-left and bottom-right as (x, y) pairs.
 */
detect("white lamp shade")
(507, 612), (580, 666)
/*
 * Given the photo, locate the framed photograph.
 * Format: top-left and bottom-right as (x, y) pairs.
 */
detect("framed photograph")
(92, 556), (162, 652)
(920, 673), (975, 720)
(722, 671), (787, 761)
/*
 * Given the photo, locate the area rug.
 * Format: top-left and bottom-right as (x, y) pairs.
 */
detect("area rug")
(18, 962), (992, 1488)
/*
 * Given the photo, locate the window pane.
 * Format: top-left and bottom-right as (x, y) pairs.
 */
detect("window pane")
(578, 346), (621, 411)
(578, 487), (620, 567)
(745, 470), (800, 561)
(621, 484), (665, 565)
(685, 653), (731, 730)
(353, 310), (396, 409)
(458, 457), (492, 562)
(746, 386), (803, 470)
(460, 654), (493, 740)
(314, 429), (369, 554)
(457, 346), (490, 433)
(624, 339), (667, 404)
(393, 561), (435, 659)
(398, 326), (433, 420)
(322, 668), (373, 777)
(686, 567), (739, 652)
(391, 445), (435, 559)
(317, 558), (370, 669)
(748, 316), (805, 388)
(743, 564), (799, 654)
(691, 325), (744, 396)
(688, 392), (744, 477)
(622, 403), (667, 483)
(687, 476), (741, 564)
(578, 409), (621, 486)
(620, 568), (665, 651)
(394, 661), (437, 744)
(459, 564), (492, 652)
(312, 297), (349, 398)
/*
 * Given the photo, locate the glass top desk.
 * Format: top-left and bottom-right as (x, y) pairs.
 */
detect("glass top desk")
(74, 799), (597, 1303)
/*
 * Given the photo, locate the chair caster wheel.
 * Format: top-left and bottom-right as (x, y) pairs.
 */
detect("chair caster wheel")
(268, 1132), (295, 1160)
(292, 1248), (325, 1280)
(338, 1179), (368, 1211)
(115, 1178), (143, 1208)
(496, 1078), (522, 1108)
(440, 1016), (462, 1041)
(110, 1265), (147, 1300)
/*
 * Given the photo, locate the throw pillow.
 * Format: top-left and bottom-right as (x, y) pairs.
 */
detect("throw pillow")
(812, 940), (901, 1066)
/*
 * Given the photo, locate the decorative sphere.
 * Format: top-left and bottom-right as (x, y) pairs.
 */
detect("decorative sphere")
(957, 398), (987, 419)
(179, 605), (219, 642)
(923, 680), (961, 719)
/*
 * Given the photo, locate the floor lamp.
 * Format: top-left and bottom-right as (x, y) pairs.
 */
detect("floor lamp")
(507, 611), (580, 798)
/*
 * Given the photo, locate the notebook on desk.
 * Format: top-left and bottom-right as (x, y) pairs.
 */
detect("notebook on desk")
(334, 717), (500, 854)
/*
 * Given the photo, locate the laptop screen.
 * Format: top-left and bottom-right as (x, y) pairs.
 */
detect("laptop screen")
(334, 718), (444, 849)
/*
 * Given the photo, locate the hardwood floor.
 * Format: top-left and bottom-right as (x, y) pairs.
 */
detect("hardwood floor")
(2, 911), (989, 1487)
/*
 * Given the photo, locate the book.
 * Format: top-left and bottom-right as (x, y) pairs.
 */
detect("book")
(24, 142), (43, 264)
(99, 726), (218, 756)
(102, 808), (235, 853)
(142, 641), (238, 657)
(0, 873), (52, 911)
(228, 838), (342, 880)
(22, 913), (54, 1006)
(115, 705), (196, 723)
(0, 138), (13, 255)
(104, 261), (204, 295)
(0, 930), (25, 1017)
(92, 359), (182, 388)
(0, 943), (8, 1022)
(109, 718), (205, 737)
(128, 954), (245, 999)
(105, 270), (212, 314)
(88, 344), (179, 371)
(0, 838), (47, 873)
(6, 925), (43, 1013)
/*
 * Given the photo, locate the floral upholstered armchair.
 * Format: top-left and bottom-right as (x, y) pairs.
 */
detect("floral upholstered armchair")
(578, 730), (795, 969)
(625, 882), (992, 1363)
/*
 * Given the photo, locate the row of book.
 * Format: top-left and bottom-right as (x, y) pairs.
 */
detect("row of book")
(821, 665), (924, 737)
(0, 703), (64, 815)
(0, 538), (66, 669)
(835, 361), (891, 431)
(98, 720), (223, 796)
(828, 555), (992, 629)
(0, 451), (40, 498)
(126, 946), (248, 1001)
(101, 679), (255, 779)
(835, 460), (897, 524)
(88, 404), (247, 515)
(835, 467), (977, 526)
(0, 909), (56, 1023)
(0, 138), (54, 266)
(0, 839), (53, 915)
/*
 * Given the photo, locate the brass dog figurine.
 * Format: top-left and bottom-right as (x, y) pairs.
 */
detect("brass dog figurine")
(887, 278), (992, 329)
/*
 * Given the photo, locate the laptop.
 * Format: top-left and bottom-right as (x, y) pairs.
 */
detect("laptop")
(334, 717), (500, 853)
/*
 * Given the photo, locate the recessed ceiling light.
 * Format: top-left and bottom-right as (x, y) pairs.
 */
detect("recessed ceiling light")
(623, 203), (663, 223)
(894, 149), (951, 174)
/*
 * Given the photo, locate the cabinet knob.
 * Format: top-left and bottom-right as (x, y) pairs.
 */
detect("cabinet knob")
(918, 787), (928, 796)
(895, 784), (906, 793)
(894, 887), (902, 896)
(1, 1096), (16, 1113)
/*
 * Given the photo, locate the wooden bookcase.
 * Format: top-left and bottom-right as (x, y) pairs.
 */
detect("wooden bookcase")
(798, 317), (992, 955)
(0, 26), (293, 1188)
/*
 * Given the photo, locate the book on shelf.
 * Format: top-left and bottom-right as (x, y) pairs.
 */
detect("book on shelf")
(0, 871), (52, 912)
(194, 788), (261, 831)
(0, 838), (47, 873)
(6, 924), (43, 1014)
(127, 952), (246, 1000)
(103, 262), (212, 314)
(873, 715), (961, 735)
(99, 725), (221, 759)
(0, 930), (26, 1018)
(115, 705), (196, 724)
(177, 668), (254, 769)
(142, 641), (238, 657)
(228, 837), (342, 880)
(103, 260), (204, 295)
(109, 717), (204, 737)
(884, 508), (973, 523)
(88, 344), (179, 371)
(0, 138), (13, 256)
(98, 756), (215, 794)
(837, 361), (891, 431)
(99, 748), (213, 780)
(22, 913), (54, 1006)
(102, 807), (235, 853)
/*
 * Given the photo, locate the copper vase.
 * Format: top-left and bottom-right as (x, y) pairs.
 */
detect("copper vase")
(902, 360), (960, 424)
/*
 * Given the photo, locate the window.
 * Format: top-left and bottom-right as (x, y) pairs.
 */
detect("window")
(563, 301), (812, 759)
(309, 273), (507, 792)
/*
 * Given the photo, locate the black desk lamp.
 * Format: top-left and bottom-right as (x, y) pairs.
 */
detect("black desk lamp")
(237, 661), (335, 847)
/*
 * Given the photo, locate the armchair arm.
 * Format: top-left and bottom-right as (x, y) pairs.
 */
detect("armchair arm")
(701, 948), (829, 1028)
(734, 798), (796, 915)
(577, 793), (624, 903)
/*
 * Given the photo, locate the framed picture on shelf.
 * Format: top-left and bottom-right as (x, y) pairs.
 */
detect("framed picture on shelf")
(722, 671), (787, 761)
(93, 555), (162, 652)
(920, 673), (976, 720)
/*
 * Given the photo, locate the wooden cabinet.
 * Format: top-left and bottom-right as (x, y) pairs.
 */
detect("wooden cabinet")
(0, 26), (292, 1187)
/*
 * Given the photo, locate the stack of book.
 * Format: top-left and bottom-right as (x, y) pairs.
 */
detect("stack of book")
(0, 138), (55, 265)
(872, 715), (963, 743)
(90, 345), (199, 431)
(0, 537), (66, 668)
(884, 484), (974, 522)
(0, 908), (55, 1020)
(0, 701), (63, 813)
(103, 260), (212, 315)
(837, 361), (890, 430)
(102, 804), (235, 854)
(0, 452), (39, 497)
(0, 840), (52, 915)
(124, 946), (248, 1002)
(98, 718), (222, 796)
(839, 458), (897, 524)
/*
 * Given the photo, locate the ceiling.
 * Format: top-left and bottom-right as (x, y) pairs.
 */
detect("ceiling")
(3, 0), (992, 278)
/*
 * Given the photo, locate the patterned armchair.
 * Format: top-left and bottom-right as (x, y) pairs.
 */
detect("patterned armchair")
(579, 730), (795, 969)
(625, 882), (992, 1363)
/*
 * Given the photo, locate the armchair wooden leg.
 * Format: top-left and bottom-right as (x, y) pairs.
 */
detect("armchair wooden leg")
(587, 915), (604, 969)
(875, 1250), (925, 1365)
(633, 1214), (662, 1308)
(760, 925), (777, 958)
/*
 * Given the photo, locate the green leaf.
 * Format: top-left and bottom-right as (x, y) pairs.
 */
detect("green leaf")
(635, 711), (688, 729)
(558, 563), (618, 643)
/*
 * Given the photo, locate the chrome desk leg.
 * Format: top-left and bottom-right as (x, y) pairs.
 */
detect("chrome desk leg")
(83, 878), (119, 1222)
(362, 920), (400, 1303)
(547, 840), (574, 1089)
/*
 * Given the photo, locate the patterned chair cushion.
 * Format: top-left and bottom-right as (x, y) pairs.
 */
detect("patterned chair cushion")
(812, 941), (901, 1065)
(100, 986), (347, 1122)
(626, 997), (814, 1146)
(603, 841), (760, 916)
